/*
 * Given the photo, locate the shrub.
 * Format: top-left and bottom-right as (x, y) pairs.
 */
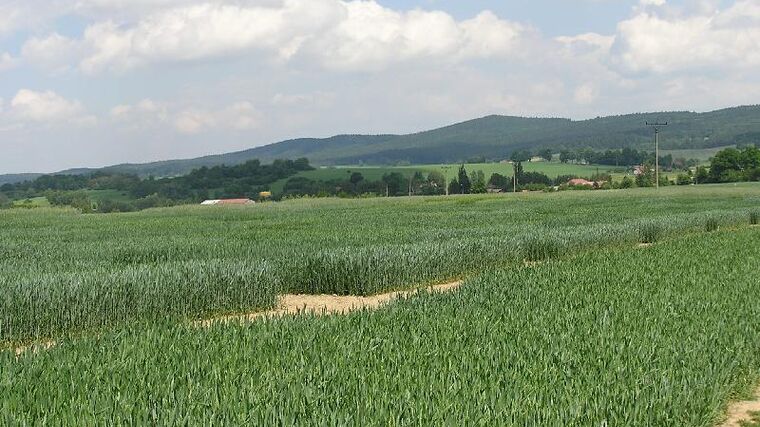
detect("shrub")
(751, 211), (759, 225)
(705, 218), (719, 232)
(638, 223), (661, 244)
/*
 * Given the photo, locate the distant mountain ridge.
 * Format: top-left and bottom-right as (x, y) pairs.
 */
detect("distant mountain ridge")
(2, 105), (759, 184)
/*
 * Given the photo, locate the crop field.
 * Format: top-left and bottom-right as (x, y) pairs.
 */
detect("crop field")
(10, 197), (50, 208)
(1, 183), (760, 424)
(661, 145), (735, 163)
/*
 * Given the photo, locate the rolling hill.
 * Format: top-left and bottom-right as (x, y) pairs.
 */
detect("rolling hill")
(0, 173), (44, 186)
(2, 105), (759, 183)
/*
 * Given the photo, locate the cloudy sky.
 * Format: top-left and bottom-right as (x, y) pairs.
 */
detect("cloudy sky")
(0, 0), (758, 173)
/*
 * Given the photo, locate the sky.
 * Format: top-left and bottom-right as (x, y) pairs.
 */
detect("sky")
(0, 0), (758, 173)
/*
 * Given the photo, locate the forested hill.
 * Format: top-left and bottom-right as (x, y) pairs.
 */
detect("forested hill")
(3, 105), (759, 182)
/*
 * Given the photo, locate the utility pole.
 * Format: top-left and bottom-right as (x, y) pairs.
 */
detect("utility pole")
(646, 121), (668, 189)
(513, 162), (518, 193)
(442, 166), (451, 196)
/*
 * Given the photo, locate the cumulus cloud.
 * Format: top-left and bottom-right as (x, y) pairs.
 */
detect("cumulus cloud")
(57, 0), (527, 73)
(612, 0), (760, 74)
(111, 98), (261, 134)
(556, 33), (615, 52)
(308, 6), (524, 71)
(22, 33), (83, 72)
(3, 89), (97, 127)
(174, 102), (261, 134)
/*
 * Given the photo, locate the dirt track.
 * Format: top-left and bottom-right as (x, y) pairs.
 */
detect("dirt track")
(199, 280), (463, 326)
(719, 388), (760, 427)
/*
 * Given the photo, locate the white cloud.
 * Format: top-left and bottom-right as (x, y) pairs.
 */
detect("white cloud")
(174, 102), (261, 134)
(0, 4), (25, 36)
(612, 0), (760, 74)
(22, 33), (82, 72)
(574, 83), (599, 105)
(110, 98), (170, 131)
(302, 4), (525, 71)
(173, 110), (211, 134)
(0, 52), (19, 71)
(79, 1), (345, 73)
(69, 0), (526, 73)
(111, 98), (260, 134)
(7, 89), (96, 126)
(271, 91), (336, 108)
(556, 33), (615, 52)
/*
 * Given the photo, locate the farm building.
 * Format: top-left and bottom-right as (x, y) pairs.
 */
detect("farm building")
(566, 178), (608, 189)
(200, 199), (255, 206)
(567, 179), (596, 187)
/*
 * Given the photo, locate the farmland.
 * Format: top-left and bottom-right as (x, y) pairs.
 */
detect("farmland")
(269, 161), (642, 193)
(1, 183), (760, 424)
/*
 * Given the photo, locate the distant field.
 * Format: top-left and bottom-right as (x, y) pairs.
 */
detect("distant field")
(391, 162), (629, 181)
(11, 197), (50, 208)
(661, 145), (734, 163)
(269, 161), (671, 192)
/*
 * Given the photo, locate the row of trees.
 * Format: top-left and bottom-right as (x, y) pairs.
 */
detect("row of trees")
(2, 158), (312, 201)
(507, 146), (699, 171)
(4, 146), (757, 212)
(1, 158), (313, 213)
(282, 170), (451, 198)
(706, 146), (760, 183)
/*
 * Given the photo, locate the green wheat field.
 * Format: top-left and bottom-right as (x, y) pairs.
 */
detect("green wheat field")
(2, 183), (760, 424)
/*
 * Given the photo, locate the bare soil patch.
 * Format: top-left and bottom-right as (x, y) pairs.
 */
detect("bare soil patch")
(719, 387), (760, 427)
(11, 340), (56, 357)
(638, 242), (654, 248)
(200, 280), (464, 326)
(8, 281), (463, 356)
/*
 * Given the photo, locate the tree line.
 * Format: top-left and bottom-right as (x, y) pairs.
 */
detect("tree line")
(1, 145), (757, 213)
(0, 158), (312, 212)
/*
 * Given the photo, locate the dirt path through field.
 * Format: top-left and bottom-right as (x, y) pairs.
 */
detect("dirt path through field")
(9, 341), (56, 358)
(9, 281), (464, 356)
(199, 280), (464, 327)
(719, 387), (760, 427)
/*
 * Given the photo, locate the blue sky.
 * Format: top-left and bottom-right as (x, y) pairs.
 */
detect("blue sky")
(0, 0), (758, 173)
(379, 0), (636, 34)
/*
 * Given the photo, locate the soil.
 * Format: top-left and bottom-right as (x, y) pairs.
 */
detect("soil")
(12, 340), (56, 357)
(719, 388), (760, 427)
(199, 280), (464, 326)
